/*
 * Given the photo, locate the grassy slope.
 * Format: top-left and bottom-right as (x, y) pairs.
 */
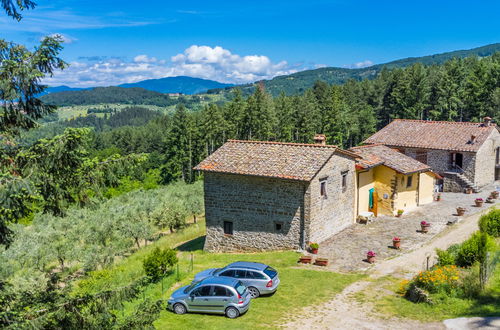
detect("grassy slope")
(71, 219), (363, 329)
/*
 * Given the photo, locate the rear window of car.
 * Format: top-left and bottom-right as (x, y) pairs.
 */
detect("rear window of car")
(234, 281), (246, 295)
(263, 266), (278, 279)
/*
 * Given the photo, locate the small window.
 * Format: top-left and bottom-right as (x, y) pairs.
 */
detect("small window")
(341, 171), (348, 193)
(220, 269), (235, 277)
(275, 222), (283, 232)
(406, 175), (413, 188)
(223, 221), (233, 235)
(320, 180), (327, 198)
(246, 271), (266, 279)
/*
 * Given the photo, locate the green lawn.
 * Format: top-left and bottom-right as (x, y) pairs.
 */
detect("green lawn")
(71, 219), (363, 329)
(154, 253), (363, 330)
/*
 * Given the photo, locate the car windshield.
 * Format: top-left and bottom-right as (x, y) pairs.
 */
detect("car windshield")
(263, 266), (278, 279)
(235, 281), (246, 295)
(183, 281), (201, 294)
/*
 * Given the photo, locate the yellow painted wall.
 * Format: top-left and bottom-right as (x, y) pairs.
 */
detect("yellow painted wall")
(373, 165), (396, 216)
(357, 169), (374, 214)
(418, 172), (435, 205)
(394, 173), (418, 213)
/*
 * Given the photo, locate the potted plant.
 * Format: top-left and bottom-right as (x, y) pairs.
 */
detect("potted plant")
(475, 198), (484, 207)
(392, 236), (401, 249)
(396, 209), (404, 217)
(465, 187), (473, 194)
(299, 255), (312, 264)
(420, 221), (431, 233)
(315, 258), (329, 266)
(366, 251), (376, 263)
(309, 242), (319, 254)
(456, 207), (466, 216)
(491, 191), (499, 199)
(435, 193), (442, 201)
(486, 196), (494, 203)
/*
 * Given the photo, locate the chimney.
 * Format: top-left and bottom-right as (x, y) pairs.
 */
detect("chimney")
(314, 134), (326, 145)
(470, 135), (476, 144)
(484, 116), (492, 127)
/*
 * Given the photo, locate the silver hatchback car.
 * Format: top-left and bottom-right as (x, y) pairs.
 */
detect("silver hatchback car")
(167, 276), (251, 318)
(193, 261), (280, 299)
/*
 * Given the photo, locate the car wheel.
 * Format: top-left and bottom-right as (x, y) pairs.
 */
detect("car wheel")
(173, 303), (187, 315)
(225, 306), (240, 319)
(248, 286), (260, 298)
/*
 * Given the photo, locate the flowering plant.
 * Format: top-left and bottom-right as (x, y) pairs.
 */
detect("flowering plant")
(393, 236), (401, 241)
(412, 265), (459, 293)
(397, 209), (404, 215)
(420, 220), (430, 226)
(366, 250), (376, 257)
(475, 198), (484, 202)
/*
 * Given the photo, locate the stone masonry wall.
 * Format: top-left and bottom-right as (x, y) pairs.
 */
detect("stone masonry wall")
(403, 147), (475, 191)
(475, 129), (500, 187)
(307, 153), (356, 244)
(203, 172), (305, 252)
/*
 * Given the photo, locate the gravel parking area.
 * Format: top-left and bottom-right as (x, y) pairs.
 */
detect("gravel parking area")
(310, 182), (500, 272)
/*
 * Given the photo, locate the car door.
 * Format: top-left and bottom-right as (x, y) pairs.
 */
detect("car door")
(207, 285), (231, 313)
(187, 285), (212, 312)
(233, 269), (252, 286)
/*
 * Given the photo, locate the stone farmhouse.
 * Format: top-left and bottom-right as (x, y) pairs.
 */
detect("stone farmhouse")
(193, 137), (360, 252)
(364, 118), (500, 192)
(349, 144), (435, 216)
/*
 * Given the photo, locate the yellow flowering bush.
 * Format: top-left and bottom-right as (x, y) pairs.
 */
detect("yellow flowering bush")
(412, 265), (460, 293)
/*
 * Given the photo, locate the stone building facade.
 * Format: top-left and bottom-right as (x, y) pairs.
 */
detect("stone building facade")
(364, 118), (500, 192)
(195, 139), (358, 252)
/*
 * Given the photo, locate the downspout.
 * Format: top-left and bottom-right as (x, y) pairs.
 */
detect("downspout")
(416, 172), (421, 206)
(300, 183), (307, 250)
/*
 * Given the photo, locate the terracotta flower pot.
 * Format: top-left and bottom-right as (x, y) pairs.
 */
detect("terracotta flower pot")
(367, 255), (376, 264)
(299, 256), (312, 264)
(465, 188), (473, 194)
(315, 258), (329, 266)
(393, 240), (401, 249)
(421, 224), (430, 233)
(475, 200), (484, 207)
(311, 248), (318, 254)
(491, 191), (499, 199)
(456, 207), (466, 216)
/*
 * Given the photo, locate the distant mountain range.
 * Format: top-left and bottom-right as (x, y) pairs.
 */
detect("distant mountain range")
(208, 42), (500, 96)
(42, 43), (500, 104)
(43, 76), (233, 97)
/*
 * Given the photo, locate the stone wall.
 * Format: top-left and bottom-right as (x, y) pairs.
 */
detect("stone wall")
(403, 147), (475, 191)
(203, 172), (306, 252)
(307, 153), (356, 243)
(475, 129), (500, 187)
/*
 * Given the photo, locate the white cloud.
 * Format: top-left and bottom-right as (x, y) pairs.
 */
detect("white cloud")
(45, 33), (77, 44)
(42, 45), (301, 87)
(345, 60), (374, 69)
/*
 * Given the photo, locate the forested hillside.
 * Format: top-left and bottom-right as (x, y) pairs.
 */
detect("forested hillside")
(39, 86), (210, 107)
(208, 42), (500, 96)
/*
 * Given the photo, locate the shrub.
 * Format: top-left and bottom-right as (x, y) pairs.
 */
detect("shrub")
(456, 231), (494, 267)
(459, 264), (481, 298)
(479, 208), (500, 237)
(436, 248), (456, 266)
(309, 243), (319, 249)
(412, 265), (460, 293)
(143, 248), (178, 282)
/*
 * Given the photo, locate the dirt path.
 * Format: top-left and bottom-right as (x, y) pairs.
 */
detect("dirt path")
(282, 206), (493, 329)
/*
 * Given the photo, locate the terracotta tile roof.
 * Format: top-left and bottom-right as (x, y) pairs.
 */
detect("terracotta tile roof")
(364, 119), (497, 152)
(350, 144), (431, 174)
(194, 140), (358, 182)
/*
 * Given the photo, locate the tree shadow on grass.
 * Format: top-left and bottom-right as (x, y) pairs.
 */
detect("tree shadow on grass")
(177, 236), (206, 252)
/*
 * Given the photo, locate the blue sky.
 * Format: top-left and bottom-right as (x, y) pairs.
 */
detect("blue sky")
(2, 0), (500, 87)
